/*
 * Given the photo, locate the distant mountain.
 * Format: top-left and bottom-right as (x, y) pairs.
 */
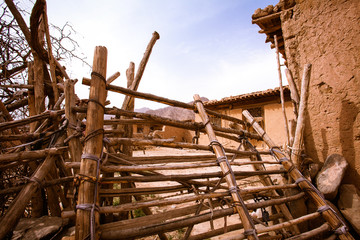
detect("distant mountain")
(135, 107), (152, 113)
(138, 97), (209, 121)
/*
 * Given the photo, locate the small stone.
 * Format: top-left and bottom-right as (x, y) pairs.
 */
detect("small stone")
(316, 154), (348, 200)
(338, 184), (360, 235)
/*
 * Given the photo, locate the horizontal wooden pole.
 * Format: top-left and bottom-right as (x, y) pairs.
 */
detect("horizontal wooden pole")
(82, 78), (248, 126)
(75, 106), (260, 140)
(100, 192), (228, 214)
(286, 223), (331, 240)
(0, 109), (64, 132)
(0, 176), (73, 195)
(0, 147), (68, 163)
(6, 98), (28, 112)
(108, 137), (267, 156)
(99, 201), (222, 232)
(100, 169), (286, 183)
(0, 131), (54, 142)
(99, 184), (187, 197)
(98, 183), (297, 198)
(230, 211), (321, 240)
(100, 160), (281, 172)
(188, 214), (284, 240)
(103, 119), (156, 125)
(101, 206), (236, 239)
(0, 84), (34, 89)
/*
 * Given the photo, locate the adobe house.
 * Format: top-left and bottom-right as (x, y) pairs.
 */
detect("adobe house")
(196, 86), (295, 149)
(252, 0), (360, 184)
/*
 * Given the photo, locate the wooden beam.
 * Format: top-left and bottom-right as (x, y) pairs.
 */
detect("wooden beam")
(76, 46), (107, 240)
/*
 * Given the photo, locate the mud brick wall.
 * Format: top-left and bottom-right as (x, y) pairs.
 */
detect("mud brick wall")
(281, 0), (360, 183)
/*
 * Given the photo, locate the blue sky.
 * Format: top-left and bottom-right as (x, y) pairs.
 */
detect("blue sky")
(45, 0), (281, 109)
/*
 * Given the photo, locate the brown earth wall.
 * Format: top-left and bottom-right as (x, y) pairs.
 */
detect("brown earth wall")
(196, 103), (295, 149)
(281, 0), (360, 183)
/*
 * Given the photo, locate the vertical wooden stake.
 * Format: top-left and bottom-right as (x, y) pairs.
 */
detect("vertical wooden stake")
(76, 46), (107, 240)
(285, 68), (300, 119)
(291, 64), (312, 168)
(28, 62), (37, 132)
(121, 31), (160, 110)
(65, 79), (82, 164)
(274, 35), (290, 147)
(43, 2), (59, 103)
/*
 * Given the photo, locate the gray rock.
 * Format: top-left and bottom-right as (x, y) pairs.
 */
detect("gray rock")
(316, 154), (348, 200)
(12, 216), (66, 240)
(338, 184), (360, 235)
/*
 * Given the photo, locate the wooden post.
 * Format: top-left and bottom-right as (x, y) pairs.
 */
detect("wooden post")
(76, 46), (107, 240)
(194, 95), (258, 240)
(122, 62), (135, 155)
(121, 31), (160, 111)
(291, 64), (311, 168)
(242, 110), (354, 240)
(274, 35), (290, 146)
(242, 140), (300, 235)
(28, 62), (38, 132)
(65, 79), (82, 163)
(285, 68), (300, 118)
(43, 2), (59, 103)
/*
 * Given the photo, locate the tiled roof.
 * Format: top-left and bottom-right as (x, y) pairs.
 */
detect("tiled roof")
(204, 86), (290, 106)
(252, 2), (296, 58)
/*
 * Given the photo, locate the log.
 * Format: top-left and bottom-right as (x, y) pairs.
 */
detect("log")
(100, 169), (286, 183)
(5, 98), (29, 112)
(193, 95), (258, 240)
(0, 84), (34, 89)
(76, 46), (107, 240)
(117, 62), (135, 222)
(0, 132), (54, 142)
(0, 176), (73, 195)
(43, 2), (59, 103)
(242, 110), (354, 240)
(286, 223), (331, 240)
(100, 192), (228, 214)
(0, 154), (59, 239)
(285, 68), (299, 118)
(0, 109), (64, 132)
(33, 38), (46, 116)
(0, 100), (21, 136)
(98, 183), (297, 199)
(101, 206), (236, 239)
(100, 160), (282, 172)
(104, 118), (154, 125)
(291, 64), (311, 168)
(108, 137), (263, 156)
(252, 11), (282, 24)
(122, 32), (160, 111)
(81, 79), (248, 127)
(99, 201), (223, 233)
(65, 79), (82, 163)
(99, 184), (187, 197)
(274, 35), (290, 146)
(188, 214), (284, 240)
(229, 211), (321, 240)
(0, 147), (67, 164)
(106, 152), (274, 165)
(106, 71), (120, 85)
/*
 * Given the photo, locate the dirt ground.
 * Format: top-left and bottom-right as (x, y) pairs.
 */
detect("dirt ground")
(130, 147), (283, 240)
